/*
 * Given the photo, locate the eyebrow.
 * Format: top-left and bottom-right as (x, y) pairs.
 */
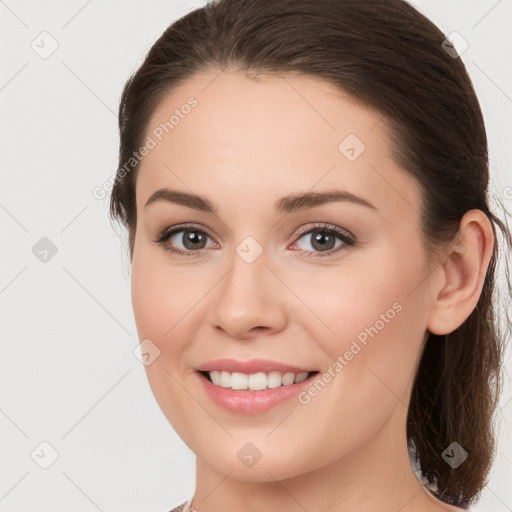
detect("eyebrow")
(144, 188), (378, 215)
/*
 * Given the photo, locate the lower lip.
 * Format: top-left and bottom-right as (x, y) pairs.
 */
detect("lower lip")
(197, 371), (317, 414)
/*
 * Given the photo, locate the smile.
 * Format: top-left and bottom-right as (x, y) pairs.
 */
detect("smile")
(201, 370), (315, 391)
(195, 359), (321, 413)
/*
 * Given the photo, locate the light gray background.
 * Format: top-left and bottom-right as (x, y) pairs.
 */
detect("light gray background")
(1, 1), (511, 511)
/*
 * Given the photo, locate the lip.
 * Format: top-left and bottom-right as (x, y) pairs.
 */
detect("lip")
(196, 358), (314, 374)
(195, 359), (319, 414)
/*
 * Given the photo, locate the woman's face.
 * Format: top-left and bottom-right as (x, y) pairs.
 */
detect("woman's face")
(131, 70), (436, 481)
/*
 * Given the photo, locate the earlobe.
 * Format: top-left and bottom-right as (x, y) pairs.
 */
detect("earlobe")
(426, 209), (494, 336)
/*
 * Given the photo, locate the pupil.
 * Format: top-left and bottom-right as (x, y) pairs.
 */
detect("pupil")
(184, 231), (205, 249)
(313, 230), (334, 250)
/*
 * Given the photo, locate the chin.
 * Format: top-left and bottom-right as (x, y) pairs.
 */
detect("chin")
(197, 443), (316, 483)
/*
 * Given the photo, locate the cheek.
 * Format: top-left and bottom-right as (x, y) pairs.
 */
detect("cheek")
(130, 249), (198, 344)
(130, 255), (201, 439)
(310, 248), (428, 394)
(303, 257), (420, 347)
(284, 265), (426, 460)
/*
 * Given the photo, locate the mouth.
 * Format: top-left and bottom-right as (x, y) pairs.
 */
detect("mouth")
(195, 358), (321, 413)
(198, 369), (320, 391)
(197, 369), (321, 413)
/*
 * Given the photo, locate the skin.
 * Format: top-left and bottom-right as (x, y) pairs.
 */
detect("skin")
(130, 70), (494, 512)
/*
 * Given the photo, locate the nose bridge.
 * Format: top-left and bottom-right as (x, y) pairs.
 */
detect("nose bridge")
(208, 237), (287, 338)
(227, 238), (268, 295)
(220, 241), (271, 313)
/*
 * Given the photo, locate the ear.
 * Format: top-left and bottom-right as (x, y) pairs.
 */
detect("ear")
(426, 209), (495, 336)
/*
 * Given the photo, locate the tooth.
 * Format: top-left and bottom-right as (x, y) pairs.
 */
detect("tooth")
(231, 372), (248, 389)
(267, 371), (283, 388)
(210, 370), (221, 385)
(294, 372), (308, 383)
(248, 372), (267, 390)
(220, 371), (231, 388)
(282, 372), (295, 386)
(207, 370), (311, 389)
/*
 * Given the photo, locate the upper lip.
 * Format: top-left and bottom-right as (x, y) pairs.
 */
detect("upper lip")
(196, 358), (315, 374)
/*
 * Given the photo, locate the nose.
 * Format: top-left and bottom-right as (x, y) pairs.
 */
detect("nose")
(207, 249), (288, 340)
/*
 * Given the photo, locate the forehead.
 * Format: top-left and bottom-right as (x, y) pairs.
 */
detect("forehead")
(135, 70), (421, 220)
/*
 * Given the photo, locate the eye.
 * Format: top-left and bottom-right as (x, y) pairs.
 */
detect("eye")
(154, 224), (217, 258)
(154, 222), (356, 259)
(291, 223), (356, 259)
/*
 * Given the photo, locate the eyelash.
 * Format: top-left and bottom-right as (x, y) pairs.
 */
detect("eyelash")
(153, 222), (356, 259)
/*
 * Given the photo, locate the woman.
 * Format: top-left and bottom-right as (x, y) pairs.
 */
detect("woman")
(109, 0), (512, 510)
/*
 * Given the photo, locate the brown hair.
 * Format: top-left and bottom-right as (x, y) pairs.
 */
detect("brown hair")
(109, 0), (512, 507)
